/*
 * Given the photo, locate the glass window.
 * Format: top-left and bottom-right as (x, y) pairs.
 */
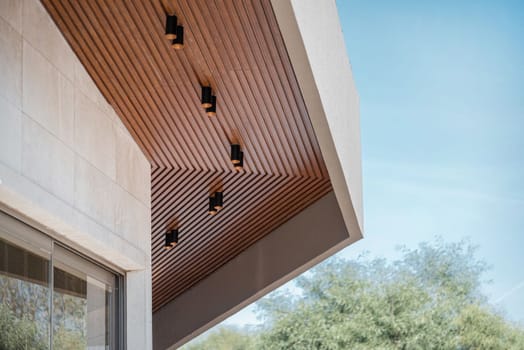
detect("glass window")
(0, 211), (122, 349)
(0, 237), (51, 350)
(53, 246), (115, 350)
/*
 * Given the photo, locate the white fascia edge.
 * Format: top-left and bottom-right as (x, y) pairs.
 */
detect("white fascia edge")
(271, 0), (364, 239)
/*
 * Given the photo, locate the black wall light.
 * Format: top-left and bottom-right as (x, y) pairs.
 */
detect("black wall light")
(171, 26), (184, 50)
(208, 197), (218, 215)
(231, 144), (243, 170)
(201, 86), (212, 108)
(213, 192), (223, 210)
(231, 144), (241, 164)
(234, 152), (244, 171)
(165, 15), (178, 40)
(164, 229), (179, 250)
(208, 191), (223, 215)
(205, 96), (216, 117)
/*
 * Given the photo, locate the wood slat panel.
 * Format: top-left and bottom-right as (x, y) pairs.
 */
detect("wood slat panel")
(42, 0), (333, 312)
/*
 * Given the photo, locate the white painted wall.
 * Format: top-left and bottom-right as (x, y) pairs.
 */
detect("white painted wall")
(0, 0), (152, 348)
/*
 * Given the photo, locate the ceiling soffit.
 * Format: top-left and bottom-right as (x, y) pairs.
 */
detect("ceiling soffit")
(42, 0), (331, 311)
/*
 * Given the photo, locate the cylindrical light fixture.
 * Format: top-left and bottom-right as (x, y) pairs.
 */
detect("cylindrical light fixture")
(205, 96), (216, 117)
(208, 197), (217, 215)
(213, 192), (223, 210)
(234, 152), (244, 171)
(164, 228), (179, 250)
(231, 144), (241, 164)
(164, 231), (172, 250)
(170, 229), (179, 247)
(165, 230), (172, 250)
(201, 86), (212, 108)
(171, 26), (184, 50)
(165, 15), (178, 40)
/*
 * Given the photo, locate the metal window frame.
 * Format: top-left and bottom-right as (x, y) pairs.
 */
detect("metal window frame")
(0, 210), (126, 349)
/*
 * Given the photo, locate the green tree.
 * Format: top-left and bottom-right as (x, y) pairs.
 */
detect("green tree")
(456, 304), (524, 350)
(0, 304), (47, 350)
(183, 239), (524, 349)
(53, 325), (86, 350)
(184, 326), (256, 350)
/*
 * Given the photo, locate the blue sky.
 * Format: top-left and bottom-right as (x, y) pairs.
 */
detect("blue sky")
(223, 0), (524, 327)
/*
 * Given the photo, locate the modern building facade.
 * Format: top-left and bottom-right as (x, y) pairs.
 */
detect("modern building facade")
(0, 0), (361, 349)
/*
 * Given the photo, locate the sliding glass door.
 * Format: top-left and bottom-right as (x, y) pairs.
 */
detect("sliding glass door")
(0, 212), (121, 349)
(53, 246), (115, 349)
(0, 234), (51, 349)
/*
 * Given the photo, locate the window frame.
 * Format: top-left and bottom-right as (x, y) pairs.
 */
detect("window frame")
(0, 210), (125, 349)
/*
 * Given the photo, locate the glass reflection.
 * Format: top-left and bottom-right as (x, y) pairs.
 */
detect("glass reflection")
(0, 237), (50, 349)
(53, 267), (112, 350)
(53, 266), (87, 349)
(1, 232), (115, 350)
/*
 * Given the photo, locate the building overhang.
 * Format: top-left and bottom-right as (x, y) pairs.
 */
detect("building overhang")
(40, 0), (362, 348)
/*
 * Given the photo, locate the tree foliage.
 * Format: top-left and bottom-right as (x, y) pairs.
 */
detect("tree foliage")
(0, 303), (47, 350)
(0, 275), (87, 349)
(183, 239), (524, 349)
(184, 326), (255, 350)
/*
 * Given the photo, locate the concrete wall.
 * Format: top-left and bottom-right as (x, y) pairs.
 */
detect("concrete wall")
(0, 1), (152, 348)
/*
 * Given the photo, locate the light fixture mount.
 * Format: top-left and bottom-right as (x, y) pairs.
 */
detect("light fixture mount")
(208, 198), (217, 215)
(164, 228), (179, 250)
(171, 26), (184, 50)
(234, 152), (244, 171)
(201, 86), (212, 108)
(165, 15), (178, 40)
(213, 192), (223, 210)
(205, 96), (216, 117)
(231, 144), (242, 165)
(209, 192), (223, 214)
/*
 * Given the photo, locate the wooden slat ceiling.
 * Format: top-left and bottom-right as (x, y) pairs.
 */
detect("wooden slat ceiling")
(42, 0), (332, 311)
